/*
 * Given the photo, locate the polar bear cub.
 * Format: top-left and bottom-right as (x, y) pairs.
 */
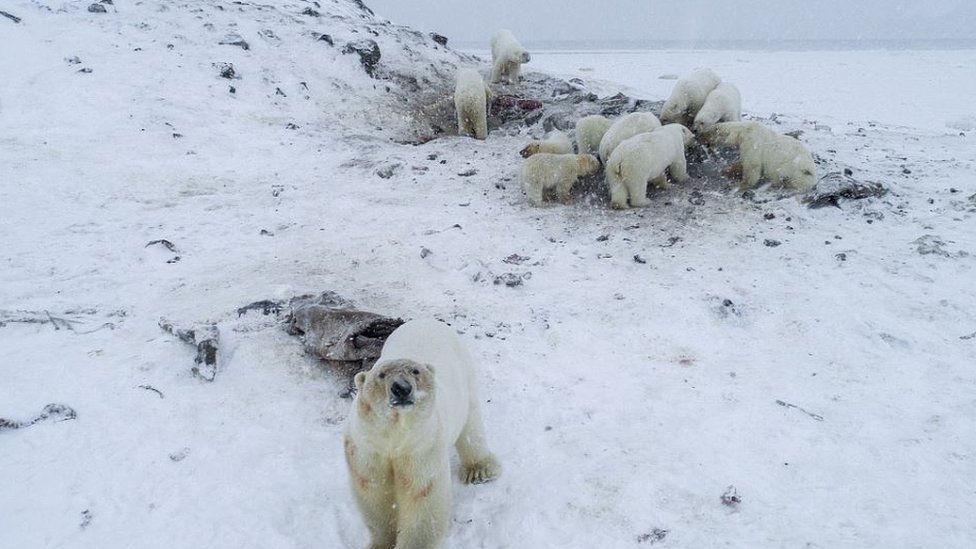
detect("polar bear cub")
(692, 82), (742, 133)
(345, 318), (500, 549)
(575, 114), (613, 157)
(605, 124), (695, 209)
(490, 29), (531, 84)
(521, 153), (601, 206)
(519, 130), (573, 158)
(598, 111), (662, 163)
(701, 121), (817, 193)
(660, 68), (722, 127)
(454, 68), (489, 140)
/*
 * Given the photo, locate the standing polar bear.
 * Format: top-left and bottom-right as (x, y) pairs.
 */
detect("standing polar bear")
(598, 111), (662, 163)
(575, 114), (613, 157)
(692, 82), (742, 133)
(490, 29), (530, 84)
(700, 121), (817, 193)
(345, 318), (501, 549)
(660, 68), (722, 127)
(519, 130), (573, 158)
(454, 68), (489, 140)
(521, 153), (601, 206)
(605, 124), (695, 209)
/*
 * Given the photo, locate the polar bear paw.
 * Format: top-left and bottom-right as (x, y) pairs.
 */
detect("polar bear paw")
(461, 454), (501, 485)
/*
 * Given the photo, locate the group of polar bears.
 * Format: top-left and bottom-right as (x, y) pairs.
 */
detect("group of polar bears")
(518, 67), (818, 208)
(344, 39), (822, 549)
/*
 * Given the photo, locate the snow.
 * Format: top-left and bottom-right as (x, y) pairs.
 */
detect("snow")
(2, 1), (975, 548)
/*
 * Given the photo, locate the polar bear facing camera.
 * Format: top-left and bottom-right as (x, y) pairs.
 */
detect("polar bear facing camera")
(660, 68), (722, 127)
(521, 153), (601, 206)
(700, 121), (817, 193)
(344, 318), (500, 549)
(692, 82), (742, 133)
(490, 29), (530, 84)
(575, 114), (613, 157)
(454, 68), (489, 140)
(598, 111), (662, 163)
(519, 130), (573, 158)
(605, 124), (695, 209)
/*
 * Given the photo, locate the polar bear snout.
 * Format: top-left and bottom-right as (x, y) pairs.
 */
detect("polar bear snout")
(389, 378), (414, 406)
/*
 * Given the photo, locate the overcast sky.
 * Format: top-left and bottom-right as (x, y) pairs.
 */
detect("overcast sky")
(365, 0), (976, 44)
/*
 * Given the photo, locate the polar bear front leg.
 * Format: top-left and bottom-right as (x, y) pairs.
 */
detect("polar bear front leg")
(669, 156), (689, 183)
(739, 158), (762, 190)
(393, 462), (452, 549)
(348, 451), (397, 549)
(555, 177), (575, 204)
(456, 400), (501, 484)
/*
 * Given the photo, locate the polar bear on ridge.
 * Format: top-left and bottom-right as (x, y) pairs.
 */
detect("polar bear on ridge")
(454, 68), (489, 140)
(490, 29), (530, 84)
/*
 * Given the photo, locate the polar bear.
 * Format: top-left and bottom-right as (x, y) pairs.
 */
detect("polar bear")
(660, 68), (722, 127)
(598, 111), (662, 163)
(490, 29), (530, 84)
(521, 153), (601, 206)
(454, 68), (489, 140)
(575, 114), (612, 157)
(699, 121), (817, 193)
(605, 124), (695, 209)
(345, 318), (500, 549)
(692, 82), (742, 133)
(519, 130), (573, 158)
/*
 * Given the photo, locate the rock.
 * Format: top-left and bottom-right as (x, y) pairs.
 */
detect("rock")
(429, 32), (448, 46)
(214, 62), (237, 79)
(0, 10), (22, 23)
(87, 4), (107, 14)
(219, 33), (250, 50)
(342, 39), (381, 77)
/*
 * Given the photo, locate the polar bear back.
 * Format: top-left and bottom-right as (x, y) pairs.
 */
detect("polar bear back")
(693, 82), (742, 132)
(598, 112), (662, 162)
(378, 318), (473, 440)
(660, 68), (722, 126)
(575, 114), (612, 156)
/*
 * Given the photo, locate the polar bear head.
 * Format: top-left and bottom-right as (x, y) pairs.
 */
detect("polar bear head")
(354, 359), (436, 419)
(576, 154), (601, 176)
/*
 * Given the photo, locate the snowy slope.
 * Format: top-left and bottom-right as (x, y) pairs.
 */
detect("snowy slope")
(2, 1), (975, 548)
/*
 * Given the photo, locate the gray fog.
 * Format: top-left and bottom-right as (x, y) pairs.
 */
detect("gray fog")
(364, 0), (976, 45)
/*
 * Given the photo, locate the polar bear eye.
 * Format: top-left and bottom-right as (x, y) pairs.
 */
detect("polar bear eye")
(411, 368), (420, 376)
(378, 373), (386, 380)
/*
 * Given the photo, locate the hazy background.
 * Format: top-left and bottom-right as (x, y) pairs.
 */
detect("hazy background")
(365, 0), (976, 48)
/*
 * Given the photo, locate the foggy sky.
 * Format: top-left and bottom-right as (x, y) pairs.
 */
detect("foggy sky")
(364, 0), (976, 44)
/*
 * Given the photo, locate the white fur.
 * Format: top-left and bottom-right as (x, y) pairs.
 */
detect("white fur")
(692, 82), (742, 133)
(345, 319), (500, 549)
(520, 130), (573, 158)
(490, 29), (530, 84)
(703, 121), (817, 193)
(454, 68), (488, 140)
(598, 112), (662, 163)
(605, 124), (694, 209)
(521, 153), (601, 206)
(660, 68), (722, 126)
(575, 114), (612, 157)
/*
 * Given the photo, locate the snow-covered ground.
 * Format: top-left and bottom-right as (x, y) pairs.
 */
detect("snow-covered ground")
(2, 2), (975, 548)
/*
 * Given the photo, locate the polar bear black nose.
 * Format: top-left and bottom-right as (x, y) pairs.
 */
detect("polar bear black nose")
(391, 379), (413, 400)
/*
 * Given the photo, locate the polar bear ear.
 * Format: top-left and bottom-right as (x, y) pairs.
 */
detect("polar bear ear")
(354, 371), (367, 392)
